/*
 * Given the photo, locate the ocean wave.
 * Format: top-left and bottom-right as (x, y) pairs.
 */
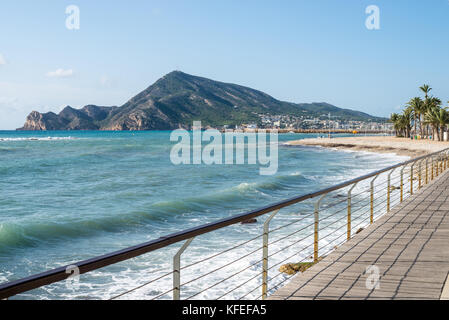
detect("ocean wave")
(0, 173), (314, 252)
(0, 147), (18, 152)
(0, 212), (155, 252)
(0, 196), (247, 252)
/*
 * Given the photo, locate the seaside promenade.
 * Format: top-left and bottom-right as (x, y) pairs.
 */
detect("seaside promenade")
(270, 167), (449, 300)
(2, 136), (449, 300)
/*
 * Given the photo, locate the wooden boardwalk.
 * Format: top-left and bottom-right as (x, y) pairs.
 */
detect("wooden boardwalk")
(270, 170), (449, 300)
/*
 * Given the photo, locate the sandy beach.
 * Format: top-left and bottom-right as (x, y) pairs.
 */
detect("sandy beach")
(285, 136), (449, 157)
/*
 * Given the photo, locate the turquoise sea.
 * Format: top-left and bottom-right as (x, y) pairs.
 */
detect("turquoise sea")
(0, 131), (407, 299)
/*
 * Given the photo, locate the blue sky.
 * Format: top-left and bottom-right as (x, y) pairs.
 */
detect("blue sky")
(1, 0), (448, 129)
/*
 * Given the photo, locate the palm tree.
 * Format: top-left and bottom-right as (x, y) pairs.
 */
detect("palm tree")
(424, 103), (445, 141)
(407, 97), (424, 137)
(401, 107), (413, 138)
(424, 108), (438, 140)
(390, 113), (400, 136)
(436, 108), (449, 141)
(427, 97), (447, 141)
(416, 98), (427, 137)
(420, 84), (432, 138)
(391, 84), (446, 141)
(420, 84), (432, 99)
(399, 115), (409, 137)
(428, 97), (442, 108)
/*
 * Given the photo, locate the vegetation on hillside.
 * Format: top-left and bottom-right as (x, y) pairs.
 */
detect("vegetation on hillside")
(19, 71), (386, 131)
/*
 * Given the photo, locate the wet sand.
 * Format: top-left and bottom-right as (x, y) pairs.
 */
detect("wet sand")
(285, 136), (449, 157)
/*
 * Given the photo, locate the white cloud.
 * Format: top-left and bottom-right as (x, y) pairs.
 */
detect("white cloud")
(46, 68), (74, 78)
(0, 54), (6, 65)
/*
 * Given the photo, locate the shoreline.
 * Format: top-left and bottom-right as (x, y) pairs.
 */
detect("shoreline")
(284, 136), (449, 158)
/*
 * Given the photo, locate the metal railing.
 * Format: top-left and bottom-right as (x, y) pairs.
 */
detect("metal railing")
(1, 147), (449, 300)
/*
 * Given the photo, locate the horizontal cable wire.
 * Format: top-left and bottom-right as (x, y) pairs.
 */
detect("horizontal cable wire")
(151, 287), (175, 300)
(267, 253), (314, 283)
(268, 221), (314, 247)
(181, 233), (263, 270)
(109, 270), (173, 300)
(217, 271), (263, 300)
(185, 258), (265, 300)
(267, 243), (315, 272)
(268, 231), (314, 259)
(268, 211), (314, 234)
(180, 245), (263, 287)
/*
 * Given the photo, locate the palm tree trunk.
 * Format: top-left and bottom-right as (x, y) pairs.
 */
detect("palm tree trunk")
(413, 115), (416, 137)
(419, 115), (423, 137)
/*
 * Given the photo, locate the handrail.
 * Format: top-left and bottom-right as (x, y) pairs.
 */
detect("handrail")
(1, 146), (449, 299)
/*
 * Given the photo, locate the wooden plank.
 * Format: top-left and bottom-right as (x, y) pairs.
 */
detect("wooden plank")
(269, 169), (449, 300)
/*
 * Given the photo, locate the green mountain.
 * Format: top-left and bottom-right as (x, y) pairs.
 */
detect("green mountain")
(18, 71), (385, 130)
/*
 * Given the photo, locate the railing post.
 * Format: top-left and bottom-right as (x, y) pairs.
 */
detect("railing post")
(418, 160), (422, 189)
(434, 156), (436, 179)
(347, 182), (358, 241)
(443, 153), (446, 171)
(436, 156), (439, 176)
(437, 155), (439, 174)
(387, 168), (396, 212)
(370, 174), (380, 224)
(445, 152), (449, 169)
(410, 161), (416, 196)
(400, 166), (405, 202)
(426, 157), (428, 184)
(445, 153), (447, 171)
(430, 156), (433, 181)
(262, 209), (280, 300)
(444, 152), (448, 169)
(173, 237), (194, 300)
(432, 158), (438, 179)
(436, 156), (439, 177)
(314, 193), (328, 263)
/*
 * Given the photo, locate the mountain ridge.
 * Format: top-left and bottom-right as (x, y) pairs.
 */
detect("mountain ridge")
(18, 71), (385, 131)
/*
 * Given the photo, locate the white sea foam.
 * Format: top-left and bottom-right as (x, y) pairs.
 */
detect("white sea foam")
(0, 136), (76, 142)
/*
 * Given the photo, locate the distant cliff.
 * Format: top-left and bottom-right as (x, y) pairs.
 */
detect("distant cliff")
(20, 105), (117, 130)
(18, 71), (384, 130)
